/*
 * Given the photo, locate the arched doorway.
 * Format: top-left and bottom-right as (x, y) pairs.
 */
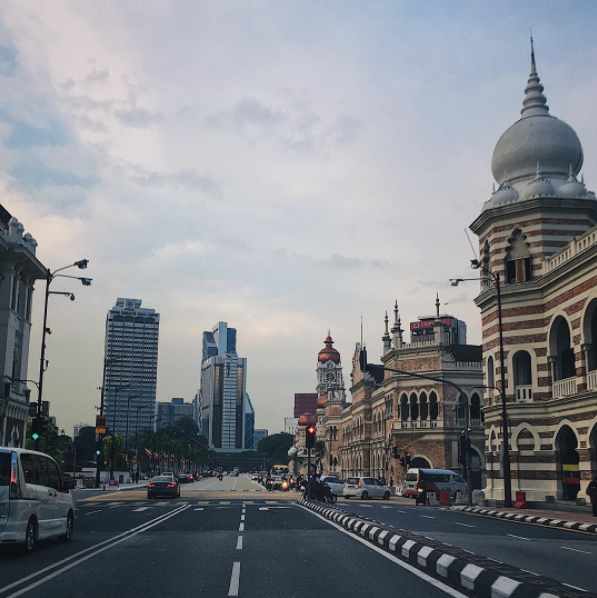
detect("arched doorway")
(410, 457), (431, 469)
(556, 426), (580, 501)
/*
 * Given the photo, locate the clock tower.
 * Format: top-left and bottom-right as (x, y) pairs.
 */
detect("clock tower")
(316, 332), (346, 403)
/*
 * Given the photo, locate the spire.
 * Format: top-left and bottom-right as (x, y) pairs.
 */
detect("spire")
(382, 310), (391, 355)
(384, 311), (389, 335)
(435, 292), (440, 321)
(521, 35), (549, 117)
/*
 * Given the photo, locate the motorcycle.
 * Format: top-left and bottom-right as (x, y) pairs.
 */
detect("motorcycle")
(218, 473), (223, 481)
(266, 478), (273, 491)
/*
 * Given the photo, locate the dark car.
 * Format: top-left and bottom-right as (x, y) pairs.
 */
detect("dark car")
(148, 475), (180, 499)
(178, 474), (190, 484)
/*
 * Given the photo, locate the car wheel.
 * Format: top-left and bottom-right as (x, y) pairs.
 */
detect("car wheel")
(58, 511), (74, 543)
(383, 491), (390, 500)
(22, 518), (36, 555)
(361, 491), (369, 500)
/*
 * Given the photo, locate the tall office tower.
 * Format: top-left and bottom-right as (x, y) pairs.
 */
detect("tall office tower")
(198, 321), (246, 450)
(104, 298), (160, 441)
(244, 394), (255, 450)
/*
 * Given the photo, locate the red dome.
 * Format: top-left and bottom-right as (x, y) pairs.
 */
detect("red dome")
(298, 411), (317, 426)
(318, 334), (340, 364)
(316, 394), (326, 409)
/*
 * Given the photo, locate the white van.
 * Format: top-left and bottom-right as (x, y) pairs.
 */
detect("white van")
(0, 448), (75, 554)
(403, 468), (467, 501)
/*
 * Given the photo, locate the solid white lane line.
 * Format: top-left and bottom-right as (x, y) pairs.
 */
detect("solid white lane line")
(0, 504), (189, 596)
(563, 582), (588, 592)
(228, 562), (241, 597)
(239, 522), (245, 532)
(454, 522), (475, 528)
(298, 505), (468, 598)
(561, 546), (592, 555)
(506, 534), (531, 541)
(3, 505), (191, 598)
(85, 510), (102, 515)
(236, 536), (243, 550)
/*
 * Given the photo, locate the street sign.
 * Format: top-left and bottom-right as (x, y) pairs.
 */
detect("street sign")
(95, 415), (106, 435)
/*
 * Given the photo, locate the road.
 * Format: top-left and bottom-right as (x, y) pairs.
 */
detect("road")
(0, 475), (468, 598)
(335, 497), (597, 592)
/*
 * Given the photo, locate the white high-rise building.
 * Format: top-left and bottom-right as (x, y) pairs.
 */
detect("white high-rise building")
(198, 321), (247, 451)
(104, 298), (159, 440)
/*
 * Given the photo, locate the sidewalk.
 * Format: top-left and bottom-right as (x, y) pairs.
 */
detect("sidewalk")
(453, 505), (597, 533)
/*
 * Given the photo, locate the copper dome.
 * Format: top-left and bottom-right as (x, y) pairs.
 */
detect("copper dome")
(316, 394), (326, 409)
(298, 411), (317, 426)
(318, 334), (340, 364)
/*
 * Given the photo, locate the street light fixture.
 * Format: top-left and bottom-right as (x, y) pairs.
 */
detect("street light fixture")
(450, 267), (512, 508)
(35, 260), (91, 450)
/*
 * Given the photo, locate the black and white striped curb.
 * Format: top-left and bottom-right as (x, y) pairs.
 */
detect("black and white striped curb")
(298, 499), (579, 598)
(452, 506), (597, 534)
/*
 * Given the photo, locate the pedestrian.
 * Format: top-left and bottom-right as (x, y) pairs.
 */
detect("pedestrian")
(587, 476), (597, 516)
(389, 477), (394, 488)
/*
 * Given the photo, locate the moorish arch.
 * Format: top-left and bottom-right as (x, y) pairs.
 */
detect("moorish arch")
(555, 424), (580, 501)
(409, 455), (432, 469)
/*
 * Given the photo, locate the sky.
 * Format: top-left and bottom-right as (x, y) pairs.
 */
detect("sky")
(2, 1), (597, 437)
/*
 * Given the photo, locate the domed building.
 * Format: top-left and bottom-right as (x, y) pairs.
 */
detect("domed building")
(470, 43), (597, 505)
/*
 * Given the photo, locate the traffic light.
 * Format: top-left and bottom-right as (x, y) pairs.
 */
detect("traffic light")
(306, 425), (316, 449)
(459, 435), (471, 465)
(399, 457), (406, 468)
(405, 451), (411, 469)
(31, 432), (39, 441)
(96, 450), (101, 456)
(391, 446), (399, 459)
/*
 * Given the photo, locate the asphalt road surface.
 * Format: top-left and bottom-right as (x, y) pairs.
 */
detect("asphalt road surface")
(0, 476), (469, 598)
(334, 498), (597, 592)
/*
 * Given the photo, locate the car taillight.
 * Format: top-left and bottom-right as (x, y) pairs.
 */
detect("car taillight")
(358, 481), (362, 487)
(148, 483), (155, 488)
(168, 483), (175, 488)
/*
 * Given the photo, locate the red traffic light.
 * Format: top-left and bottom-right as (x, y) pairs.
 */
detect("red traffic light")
(307, 426), (316, 434)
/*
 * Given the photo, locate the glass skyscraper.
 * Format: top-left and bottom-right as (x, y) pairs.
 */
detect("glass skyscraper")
(103, 298), (160, 440)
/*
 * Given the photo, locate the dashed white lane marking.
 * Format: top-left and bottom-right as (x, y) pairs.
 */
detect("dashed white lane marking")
(228, 562), (241, 597)
(239, 522), (245, 532)
(194, 508), (204, 511)
(85, 510), (102, 515)
(506, 533), (531, 541)
(241, 514), (245, 521)
(132, 507), (150, 512)
(236, 536), (243, 550)
(561, 546), (592, 555)
(421, 515), (435, 519)
(396, 509), (406, 514)
(454, 522), (475, 528)
(109, 505), (122, 509)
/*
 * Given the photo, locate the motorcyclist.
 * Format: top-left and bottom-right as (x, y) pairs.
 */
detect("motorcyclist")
(266, 473), (272, 491)
(218, 471), (223, 481)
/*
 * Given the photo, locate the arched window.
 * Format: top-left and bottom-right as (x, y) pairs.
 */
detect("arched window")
(487, 355), (495, 388)
(513, 351), (532, 385)
(470, 393), (481, 421)
(456, 395), (466, 424)
(550, 317), (575, 381)
(409, 393), (419, 420)
(429, 392), (438, 421)
(420, 392), (428, 420)
(400, 394), (409, 421)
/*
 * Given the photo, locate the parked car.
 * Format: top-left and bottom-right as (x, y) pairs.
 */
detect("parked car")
(403, 468), (467, 501)
(321, 476), (344, 496)
(0, 447), (75, 554)
(148, 475), (180, 499)
(343, 477), (391, 500)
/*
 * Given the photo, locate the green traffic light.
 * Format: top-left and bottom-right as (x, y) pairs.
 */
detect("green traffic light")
(96, 450), (101, 455)
(32, 433), (39, 441)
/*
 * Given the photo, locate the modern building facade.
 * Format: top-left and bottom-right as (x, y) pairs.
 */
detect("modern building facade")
(0, 207), (46, 448)
(244, 394), (255, 450)
(103, 298), (160, 440)
(253, 429), (268, 448)
(471, 46), (597, 504)
(284, 417), (299, 436)
(316, 302), (485, 490)
(156, 398), (193, 428)
(198, 321), (248, 450)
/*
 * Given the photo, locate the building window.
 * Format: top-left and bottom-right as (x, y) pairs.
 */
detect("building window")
(550, 316), (576, 381)
(10, 275), (17, 311)
(409, 392), (419, 420)
(400, 394), (409, 421)
(505, 229), (531, 283)
(487, 355), (495, 388)
(429, 392), (438, 421)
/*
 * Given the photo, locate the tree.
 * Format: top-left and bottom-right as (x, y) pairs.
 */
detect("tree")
(257, 433), (293, 464)
(25, 417), (63, 466)
(102, 435), (125, 471)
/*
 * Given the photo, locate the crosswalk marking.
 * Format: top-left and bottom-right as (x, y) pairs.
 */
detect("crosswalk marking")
(219, 501), (231, 505)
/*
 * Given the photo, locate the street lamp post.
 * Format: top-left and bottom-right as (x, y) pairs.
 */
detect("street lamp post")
(35, 260), (91, 451)
(450, 270), (512, 508)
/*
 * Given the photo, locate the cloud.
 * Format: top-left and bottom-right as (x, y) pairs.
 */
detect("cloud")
(131, 167), (222, 195)
(114, 106), (163, 128)
(205, 97), (287, 133)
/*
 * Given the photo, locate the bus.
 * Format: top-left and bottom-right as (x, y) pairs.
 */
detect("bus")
(270, 464), (289, 476)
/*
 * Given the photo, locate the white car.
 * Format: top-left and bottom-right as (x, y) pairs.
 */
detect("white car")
(343, 476), (391, 500)
(321, 476), (345, 496)
(0, 448), (75, 554)
(251, 473), (259, 481)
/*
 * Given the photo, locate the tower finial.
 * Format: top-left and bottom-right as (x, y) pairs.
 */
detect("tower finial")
(521, 34), (549, 117)
(435, 292), (440, 320)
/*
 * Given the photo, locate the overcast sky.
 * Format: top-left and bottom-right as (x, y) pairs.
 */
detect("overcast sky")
(2, 1), (597, 437)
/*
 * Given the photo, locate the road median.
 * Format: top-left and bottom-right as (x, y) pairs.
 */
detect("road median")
(298, 499), (593, 598)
